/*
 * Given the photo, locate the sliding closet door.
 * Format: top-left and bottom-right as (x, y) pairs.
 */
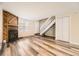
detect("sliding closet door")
(62, 16), (70, 42)
(56, 16), (63, 40)
(56, 16), (70, 42)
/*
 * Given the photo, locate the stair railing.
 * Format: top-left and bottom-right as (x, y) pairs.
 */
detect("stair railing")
(40, 16), (55, 35)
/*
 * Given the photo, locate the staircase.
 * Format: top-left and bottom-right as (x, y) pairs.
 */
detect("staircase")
(40, 16), (55, 35)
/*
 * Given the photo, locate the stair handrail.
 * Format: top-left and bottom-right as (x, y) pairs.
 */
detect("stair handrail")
(40, 19), (55, 35)
(40, 16), (55, 33)
(40, 16), (53, 30)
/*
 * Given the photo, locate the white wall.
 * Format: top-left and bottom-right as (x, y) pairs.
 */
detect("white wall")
(18, 18), (40, 37)
(45, 26), (55, 37)
(34, 20), (40, 33)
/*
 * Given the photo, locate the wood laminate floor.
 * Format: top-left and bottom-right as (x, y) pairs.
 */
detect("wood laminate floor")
(2, 35), (79, 56)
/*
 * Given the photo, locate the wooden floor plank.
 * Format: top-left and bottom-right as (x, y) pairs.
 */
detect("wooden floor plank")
(2, 47), (11, 56)
(34, 37), (79, 56)
(32, 39), (70, 56)
(1, 36), (79, 56)
(28, 42), (54, 56)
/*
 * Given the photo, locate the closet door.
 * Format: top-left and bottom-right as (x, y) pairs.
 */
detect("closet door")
(56, 16), (63, 40)
(56, 16), (70, 42)
(62, 16), (70, 42)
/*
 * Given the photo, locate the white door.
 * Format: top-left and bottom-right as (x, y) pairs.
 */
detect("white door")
(56, 16), (70, 42)
(56, 16), (63, 40)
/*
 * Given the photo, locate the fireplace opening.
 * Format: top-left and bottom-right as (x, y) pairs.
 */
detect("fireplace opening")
(8, 29), (18, 43)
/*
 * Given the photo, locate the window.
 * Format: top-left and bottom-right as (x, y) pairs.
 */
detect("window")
(18, 18), (29, 32)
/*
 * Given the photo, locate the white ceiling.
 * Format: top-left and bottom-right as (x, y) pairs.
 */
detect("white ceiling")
(1, 2), (79, 20)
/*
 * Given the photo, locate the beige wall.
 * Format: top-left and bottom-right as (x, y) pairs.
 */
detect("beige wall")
(70, 13), (79, 45)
